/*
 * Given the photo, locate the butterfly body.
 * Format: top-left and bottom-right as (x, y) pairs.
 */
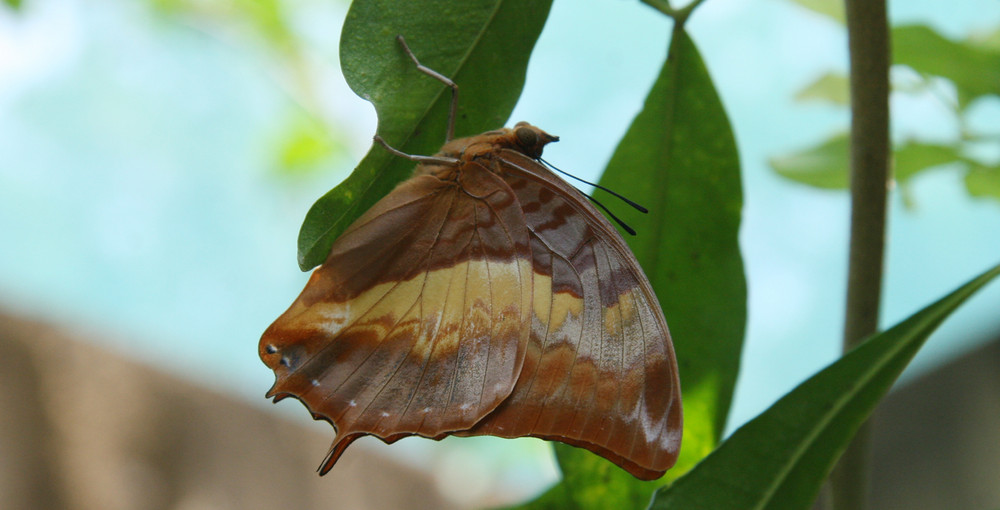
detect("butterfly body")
(262, 121), (681, 480)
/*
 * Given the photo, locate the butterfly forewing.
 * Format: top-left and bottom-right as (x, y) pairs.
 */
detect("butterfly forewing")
(261, 165), (533, 471)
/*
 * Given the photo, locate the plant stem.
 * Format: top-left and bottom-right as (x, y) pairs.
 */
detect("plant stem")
(640, 0), (708, 24)
(829, 0), (891, 509)
(641, 0), (674, 16)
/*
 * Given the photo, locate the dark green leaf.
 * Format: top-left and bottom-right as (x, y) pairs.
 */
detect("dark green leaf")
(515, 26), (746, 509)
(965, 163), (1000, 200)
(893, 24), (1000, 108)
(297, 0), (553, 270)
(649, 263), (1000, 510)
(794, 72), (850, 106)
(770, 132), (850, 189)
(892, 141), (960, 182)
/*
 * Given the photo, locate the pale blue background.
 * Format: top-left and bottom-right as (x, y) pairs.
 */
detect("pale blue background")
(1, 0), (998, 503)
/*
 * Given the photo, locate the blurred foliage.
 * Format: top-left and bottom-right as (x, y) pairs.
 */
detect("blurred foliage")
(4, 0), (22, 10)
(275, 110), (350, 176)
(966, 163), (1000, 198)
(772, 132), (851, 189)
(147, 0), (351, 178)
(150, 0), (300, 52)
(785, 0), (844, 24)
(770, 14), (1000, 203)
(794, 72), (850, 106)
(895, 24), (1000, 107)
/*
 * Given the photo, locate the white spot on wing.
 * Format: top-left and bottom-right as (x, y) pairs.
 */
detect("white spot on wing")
(318, 304), (350, 334)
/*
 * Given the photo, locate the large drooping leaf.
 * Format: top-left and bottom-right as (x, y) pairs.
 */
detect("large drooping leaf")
(297, 0), (553, 270)
(597, 25), (745, 476)
(649, 263), (1000, 510)
(515, 25), (746, 509)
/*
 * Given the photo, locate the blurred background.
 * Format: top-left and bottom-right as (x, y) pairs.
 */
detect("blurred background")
(1, 0), (998, 508)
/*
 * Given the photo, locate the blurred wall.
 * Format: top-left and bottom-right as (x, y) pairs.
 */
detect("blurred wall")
(0, 311), (462, 510)
(870, 333), (1000, 509)
(2, 308), (997, 509)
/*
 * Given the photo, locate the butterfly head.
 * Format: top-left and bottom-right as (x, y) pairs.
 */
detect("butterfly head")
(510, 121), (559, 159)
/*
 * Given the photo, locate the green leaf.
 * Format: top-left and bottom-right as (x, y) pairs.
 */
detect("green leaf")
(515, 26), (746, 509)
(649, 263), (1000, 510)
(794, 72), (850, 106)
(893, 24), (1000, 108)
(784, 0), (844, 24)
(892, 141), (960, 182)
(525, 444), (665, 509)
(296, 0), (553, 270)
(4, 0), (22, 10)
(770, 132), (850, 189)
(598, 24), (746, 475)
(965, 163), (1000, 200)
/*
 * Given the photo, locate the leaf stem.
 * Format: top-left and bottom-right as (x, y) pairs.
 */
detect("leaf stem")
(829, 0), (891, 509)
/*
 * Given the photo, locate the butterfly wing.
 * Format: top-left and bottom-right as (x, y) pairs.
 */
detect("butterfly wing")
(260, 163), (534, 472)
(459, 150), (683, 480)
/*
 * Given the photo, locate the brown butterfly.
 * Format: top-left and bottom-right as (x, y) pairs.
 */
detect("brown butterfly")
(260, 36), (682, 481)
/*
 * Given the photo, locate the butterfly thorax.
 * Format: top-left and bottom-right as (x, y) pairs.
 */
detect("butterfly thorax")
(414, 121), (559, 180)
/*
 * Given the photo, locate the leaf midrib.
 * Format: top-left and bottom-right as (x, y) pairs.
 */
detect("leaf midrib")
(748, 300), (952, 509)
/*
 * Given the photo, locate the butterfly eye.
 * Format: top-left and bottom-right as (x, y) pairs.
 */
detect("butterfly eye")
(514, 126), (539, 153)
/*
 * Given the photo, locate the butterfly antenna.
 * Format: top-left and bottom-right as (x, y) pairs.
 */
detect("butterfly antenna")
(586, 194), (637, 236)
(540, 158), (649, 213)
(396, 35), (458, 142)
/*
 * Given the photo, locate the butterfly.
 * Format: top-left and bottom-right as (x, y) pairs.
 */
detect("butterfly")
(260, 36), (682, 481)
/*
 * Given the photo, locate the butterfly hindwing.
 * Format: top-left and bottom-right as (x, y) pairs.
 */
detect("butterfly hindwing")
(457, 150), (682, 480)
(260, 163), (533, 471)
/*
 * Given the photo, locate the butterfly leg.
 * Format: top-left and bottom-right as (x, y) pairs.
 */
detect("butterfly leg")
(395, 35), (459, 142)
(373, 135), (461, 167)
